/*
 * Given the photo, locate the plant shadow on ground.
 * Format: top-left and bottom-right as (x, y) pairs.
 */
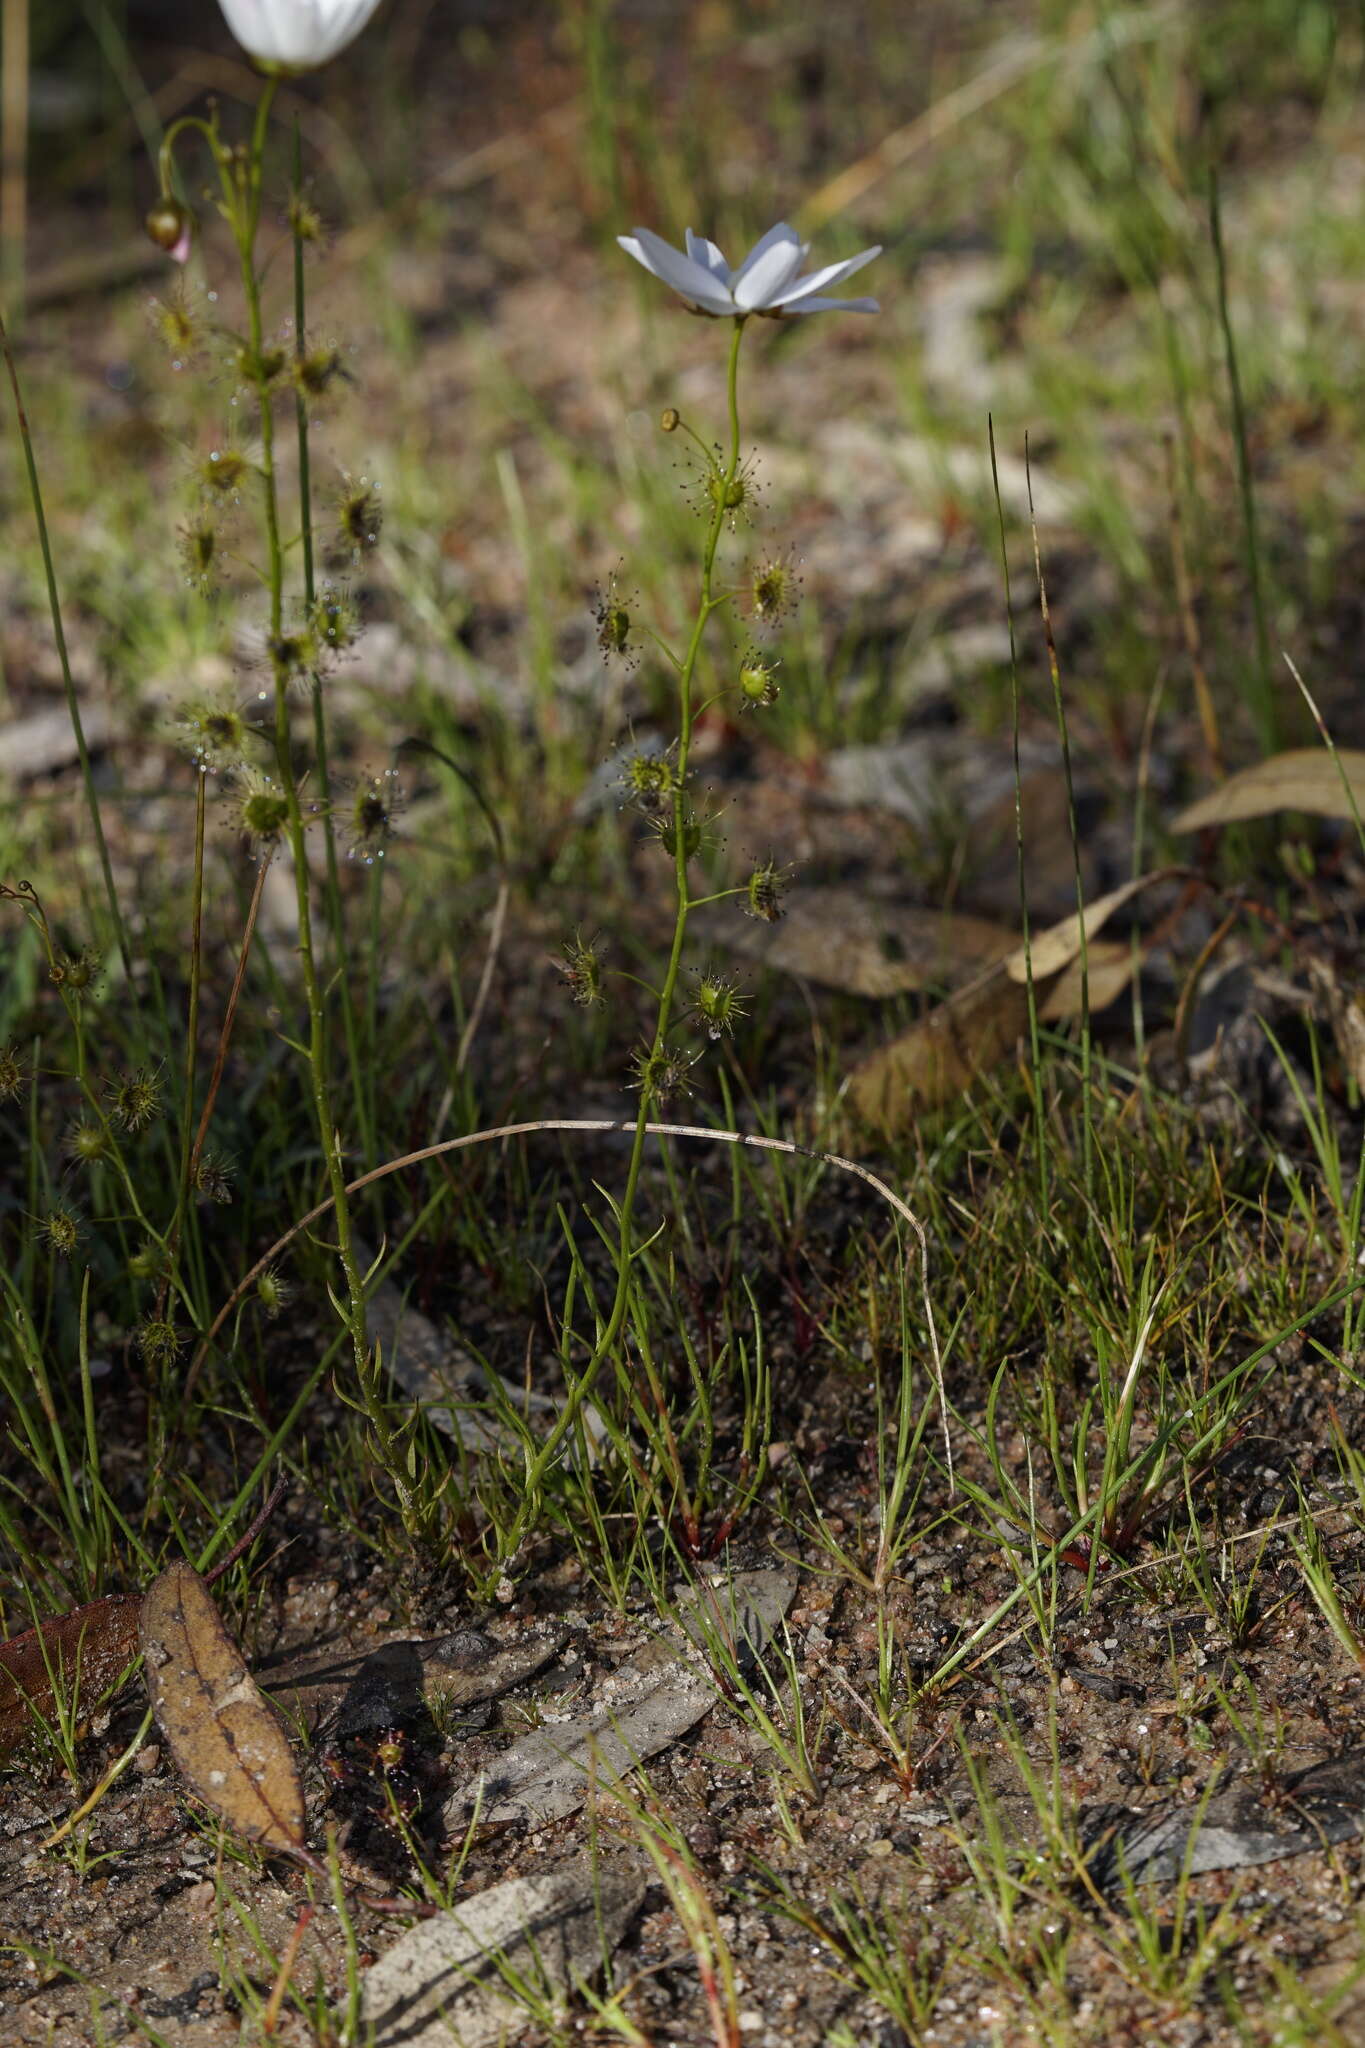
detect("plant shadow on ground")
(7, 0), (1365, 2042)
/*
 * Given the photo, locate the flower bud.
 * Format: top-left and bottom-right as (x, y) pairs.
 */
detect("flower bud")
(176, 695), (248, 774)
(146, 197), (192, 263)
(690, 969), (748, 1040)
(310, 583), (361, 653)
(179, 518), (219, 593)
(194, 1153), (234, 1204)
(234, 770), (291, 852)
(293, 345), (351, 398)
(268, 627), (317, 682)
(336, 476), (383, 558)
(65, 1120), (111, 1166)
(660, 407), (681, 433)
(629, 1044), (697, 1103)
(51, 948), (100, 992)
(751, 553), (802, 624)
(622, 749), (674, 815)
(345, 770), (403, 864)
(653, 796), (705, 861)
(199, 447), (251, 498)
(287, 193), (325, 244)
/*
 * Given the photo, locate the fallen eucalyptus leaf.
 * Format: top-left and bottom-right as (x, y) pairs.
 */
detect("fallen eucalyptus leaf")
(844, 960), (1034, 1128)
(1172, 749), (1365, 832)
(358, 1851), (646, 2048)
(723, 885), (1018, 997)
(140, 1560), (304, 1854)
(1038, 938), (1139, 1022)
(847, 888), (1162, 1129)
(446, 1567), (796, 1831)
(0, 1594), (140, 1758)
(1005, 872), (1170, 983)
(1084, 1749), (1365, 1890)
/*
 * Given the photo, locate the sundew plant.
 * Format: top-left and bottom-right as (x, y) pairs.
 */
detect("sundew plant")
(0, 0), (916, 1603)
(12, 6), (1365, 2041)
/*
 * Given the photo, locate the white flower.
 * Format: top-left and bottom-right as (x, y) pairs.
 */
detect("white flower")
(617, 220), (881, 318)
(217, 0), (383, 70)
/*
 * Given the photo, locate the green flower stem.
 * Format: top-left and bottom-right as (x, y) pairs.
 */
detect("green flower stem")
(290, 121), (371, 1165)
(491, 316), (748, 1573)
(159, 768), (208, 1317)
(231, 88), (377, 1429)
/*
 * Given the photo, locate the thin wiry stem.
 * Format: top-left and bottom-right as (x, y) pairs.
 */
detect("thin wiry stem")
(231, 83), (381, 1471)
(0, 309), (134, 987)
(186, 1116), (945, 1488)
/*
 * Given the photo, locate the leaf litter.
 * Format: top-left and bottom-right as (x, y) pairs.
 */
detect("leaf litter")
(1173, 748), (1365, 831)
(843, 869), (1180, 1127)
(0, 1595), (140, 1760)
(445, 1567), (796, 1830)
(357, 1850), (648, 2048)
(139, 1559), (305, 1856)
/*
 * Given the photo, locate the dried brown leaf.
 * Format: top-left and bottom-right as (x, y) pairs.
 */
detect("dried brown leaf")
(1172, 750), (1365, 832)
(1005, 872), (1170, 982)
(359, 1852), (647, 2048)
(0, 1594), (140, 1758)
(140, 1560), (304, 1853)
(445, 1568), (796, 1830)
(726, 885), (1018, 996)
(1039, 938), (1139, 1022)
(847, 936), (1144, 1129)
(845, 961), (1034, 1128)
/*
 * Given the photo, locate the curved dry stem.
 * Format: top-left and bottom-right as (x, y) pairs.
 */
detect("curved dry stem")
(184, 1117), (949, 1482)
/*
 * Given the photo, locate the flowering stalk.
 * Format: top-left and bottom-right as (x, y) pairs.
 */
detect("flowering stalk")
(160, 768), (208, 1319)
(289, 124), (371, 1164)
(156, 91), (402, 1486)
(493, 222), (884, 1581)
(228, 93), (376, 1397)
(486, 319), (748, 1575)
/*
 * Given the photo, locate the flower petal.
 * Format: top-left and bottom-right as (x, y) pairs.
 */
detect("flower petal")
(685, 230), (732, 284)
(217, 0), (382, 66)
(618, 229), (737, 313)
(731, 222), (809, 310)
(767, 245), (882, 308)
(778, 294), (881, 316)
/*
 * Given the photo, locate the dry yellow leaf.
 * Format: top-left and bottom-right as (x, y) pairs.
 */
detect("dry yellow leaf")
(1005, 873), (1170, 983)
(140, 1560), (304, 1855)
(846, 939), (1143, 1129)
(1172, 750), (1365, 832)
(845, 961), (1035, 1128)
(726, 886), (1019, 997)
(1, 1595), (141, 1759)
(1039, 938), (1139, 1022)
